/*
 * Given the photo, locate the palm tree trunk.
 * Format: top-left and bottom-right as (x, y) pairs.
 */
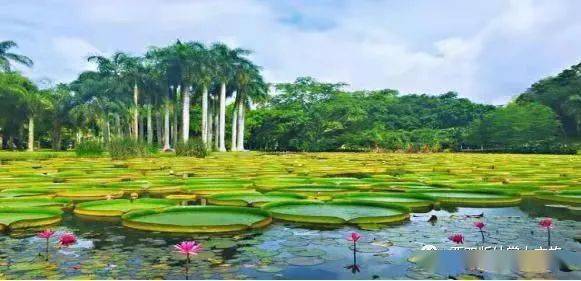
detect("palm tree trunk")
(231, 94), (238, 151)
(207, 98), (214, 149)
(115, 114), (121, 138)
(237, 100), (245, 151)
(218, 82), (227, 152)
(156, 109), (162, 145)
(27, 116), (34, 152)
(236, 98), (245, 151)
(182, 86), (191, 143)
(104, 119), (111, 144)
(213, 101), (219, 151)
(133, 83), (139, 140)
(147, 105), (153, 145)
(201, 86), (208, 145)
(139, 116), (145, 141)
(163, 103), (171, 150)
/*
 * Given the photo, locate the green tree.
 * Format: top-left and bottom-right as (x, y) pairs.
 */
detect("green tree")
(0, 41), (33, 72)
(465, 103), (561, 149)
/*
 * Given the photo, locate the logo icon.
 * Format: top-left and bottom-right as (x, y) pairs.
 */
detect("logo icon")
(421, 244), (438, 251)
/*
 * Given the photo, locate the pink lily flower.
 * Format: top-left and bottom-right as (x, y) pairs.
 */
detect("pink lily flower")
(37, 229), (55, 239)
(539, 218), (553, 247)
(539, 218), (552, 229)
(473, 221), (485, 230)
(59, 233), (77, 247)
(448, 233), (464, 244)
(347, 232), (361, 243)
(174, 241), (202, 257)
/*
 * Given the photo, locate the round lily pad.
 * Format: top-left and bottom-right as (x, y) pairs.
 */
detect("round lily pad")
(55, 189), (125, 201)
(0, 198), (71, 209)
(122, 206), (272, 233)
(208, 192), (307, 207)
(416, 189), (521, 206)
(265, 185), (358, 195)
(535, 191), (581, 205)
(74, 198), (178, 217)
(262, 200), (410, 225)
(333, 192), (436, 211)
(0, 207), (63, 232)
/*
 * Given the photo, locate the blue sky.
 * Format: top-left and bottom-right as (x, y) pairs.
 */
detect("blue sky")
(1, 0), (580, 104)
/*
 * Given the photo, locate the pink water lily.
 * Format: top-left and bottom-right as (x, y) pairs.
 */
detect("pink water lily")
(37, 229), (55, 239)
(38, 229), (55, 261)
(448, 233), (464, 244)
(174, 241), (202, 279)
(59, 233), (77, 247)
(347, 232), (361, 243)
(474, 222), (486, 242)
(174, 241), (202, 257)
(539, 218), (553, 247)
(539, 218), (553, 229)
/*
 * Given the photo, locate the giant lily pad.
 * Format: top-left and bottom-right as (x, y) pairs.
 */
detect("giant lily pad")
(535, 191), (581, 205)
(0, 207), (62, 232)
(74, 198), (178, 217)
(333, 192), (436, 211)
(0, 198), (71, 209)
(207, 192), (307, 207)
(415, 189), (521, 206)
(122, 206), (272, 233)
(55, 189), (125, 201)
(262, 200), (409, 225)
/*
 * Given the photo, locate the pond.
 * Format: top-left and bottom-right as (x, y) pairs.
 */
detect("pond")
(1, 198), (579, 280)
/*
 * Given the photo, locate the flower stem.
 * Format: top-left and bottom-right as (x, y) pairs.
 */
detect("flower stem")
(480, 230), (485, 243)
(547, 229), (551, 247)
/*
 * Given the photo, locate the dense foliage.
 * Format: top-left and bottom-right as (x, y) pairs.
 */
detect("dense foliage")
(108, 138), (156, 160)
(0, 39), (579, 154)
(74, 140), (105, 157)
(246, 77), (493, 151)
(175, 138), (209, 158)
(517, 62), (581, 139)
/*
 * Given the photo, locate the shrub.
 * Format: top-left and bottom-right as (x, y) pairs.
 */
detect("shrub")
(175, 138), (209, 158)
(75, 141), (105, 157)
(108, 138), (156, 159)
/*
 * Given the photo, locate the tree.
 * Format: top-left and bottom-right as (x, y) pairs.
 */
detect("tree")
(517, 62), (581, 138)
(0, 40), (33, 72)
(464, 103), (561, 149)
(0, 72), (43, 151)
(231, 60), (267, 151)
(211, 43), (251, 152)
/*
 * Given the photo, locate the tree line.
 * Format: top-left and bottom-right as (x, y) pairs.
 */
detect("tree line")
(0, 40), (266, 152)
(0, 40), (579, 154)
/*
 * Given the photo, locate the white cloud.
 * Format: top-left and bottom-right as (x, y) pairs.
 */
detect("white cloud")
(2, 0), (580, 104)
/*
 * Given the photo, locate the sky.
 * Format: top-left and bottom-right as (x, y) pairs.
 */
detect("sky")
(1, 0), (580, 105)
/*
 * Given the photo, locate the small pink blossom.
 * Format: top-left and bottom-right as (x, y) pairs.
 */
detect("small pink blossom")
(59, 233), (77, 247)
(37, 229), (55, 239)
(174, 241), (202, 256)
(474, 221), (485, 230)
(539, 218), (553, 229)
(347, 232), (361, 243)
(448, 233), (464, 244)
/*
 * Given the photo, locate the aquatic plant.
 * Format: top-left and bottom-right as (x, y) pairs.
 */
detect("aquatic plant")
(58, 233), (77, 247)
(345, 232), (361, 274)
(37, 229), (55, 261)
(539, 218), (553, 247)
(474, 221), (485, 242)
(174, 241), (202, 279)
(448, 233), (464, 244)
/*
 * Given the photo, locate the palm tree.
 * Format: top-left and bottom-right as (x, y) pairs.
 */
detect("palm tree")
(232, 61), (267, 151)
(0, 41), (33, 72)
(210, 43), (251, 152)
